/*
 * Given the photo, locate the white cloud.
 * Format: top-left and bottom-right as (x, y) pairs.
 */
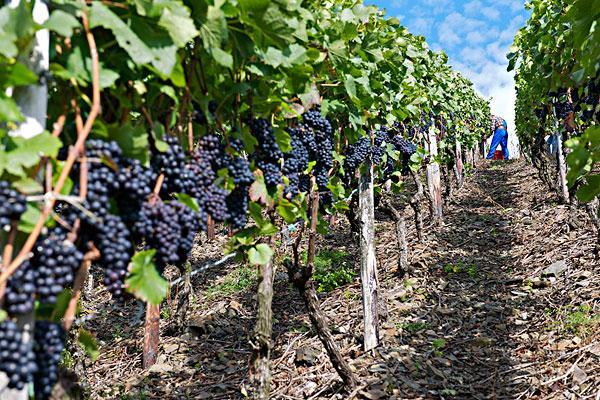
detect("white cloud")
(412, 17), (434, 35)
(437, 12), (486, 47)
(464, 0), (482, 14)
(459, 47), (487, 64)
(466, 31), (487, 44)
(481, 6), (500, 20)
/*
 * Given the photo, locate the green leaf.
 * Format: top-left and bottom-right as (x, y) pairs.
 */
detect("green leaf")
(211, 47), (233, 69)
(126, 250), (168, 305)
(78, 328), (100, 361)
(0, 95), (23, 123)
(17, 204), (41, 233)
(576, 175), (600, 203)
(276, 201), (299, 223)
(44, 10), (80, 38)
(2, 62), (38, 86)
(106, 122), (150, 164)
(13, 178), (42, 194)
(173, 193), (200, 213)
(273, 127), (292, 152)
(248, 243), (273, 266)
(239, 0), (270, 12)
(89, 2), (154, 66)
(158, 8), (198, 47)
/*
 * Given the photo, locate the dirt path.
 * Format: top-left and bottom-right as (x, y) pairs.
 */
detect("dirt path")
(81, 160), (599, 400)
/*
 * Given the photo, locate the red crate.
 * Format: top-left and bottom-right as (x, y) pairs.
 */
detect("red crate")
(492, 150), (504, 160)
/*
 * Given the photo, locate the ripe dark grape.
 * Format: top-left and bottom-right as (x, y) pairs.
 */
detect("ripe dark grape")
(202, 185), (230, 222)
(134, 201), (181, 270)
(32, 229), (83, 304)
(73, 140), (123, 220)
(117, 159), (156, 206)
(258, 160), (282, 188)
(95, 214), (133, 298)
(299, 109), (333, 191)
(4, 260), (36, 315)
(173, 202), (201, 262)
(185, 151), (216, 201)
(249, 118), (283, 161)
(151, 136), (190, 196)
(226, 187), (249, 230)
(344, 136), (371, 180)
(33, 321), (65, 400)
(249, 118), (284, 189)
(0, 180), (27, 230)
(198, 134), (224, 169)
(0, 320), (37, 390)
(134, 201), (201, 271)
(227, 157), (254, 186)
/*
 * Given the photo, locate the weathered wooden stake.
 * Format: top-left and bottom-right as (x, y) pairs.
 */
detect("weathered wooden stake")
(143, 303), (161, 368)
(425, 126), (443, 220)
(249, 253), (275, 399)
(359, 160), (379, 351)
(454, 140), (464, 188)
(555, 133), (570, 204)
(207, 215), (215, 240)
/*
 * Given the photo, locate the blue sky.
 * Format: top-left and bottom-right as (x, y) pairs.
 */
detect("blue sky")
(367, 0), (530, 140)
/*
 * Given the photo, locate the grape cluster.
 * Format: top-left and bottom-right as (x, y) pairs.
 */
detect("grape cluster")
(151, 136), (189, 196)
(371, 127), (388, 165)
(4, 260), (36, 315)
(343, 136), (371, 181)
(250, 118), (283, 189)
(31, 229), (83, 304)
(116, 158), (157, 218)
(0, 180), (27, 230)
(283, 128), (310, 197)
(134, 201), (181, 270)
(33, 322), (65, 400)
(226, 187), (249, 229)
(172, 201), (201, 262)
(0, 320), (37, 390)
(134, 201), (199, 271)
(96, 214), (133, 298)
(550, 89), (574, 120)
(76, 140), (122, 219)
(301, 109), (333, 191)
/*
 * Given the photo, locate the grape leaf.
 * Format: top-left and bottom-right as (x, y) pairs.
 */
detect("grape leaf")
(126, 250), (168, 305)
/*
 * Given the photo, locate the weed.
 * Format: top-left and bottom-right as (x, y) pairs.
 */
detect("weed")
(303, 249), (356, 292)
(343, 289), (360, 301)
(396, 321), (430, 333)
(443, 262), (478, 279)
(431, 338), (446, 356)
(60, 348), (75, 369)
(563, 305), (599, 336)
(205, 266), (257, 299)
(160, 307), (171, 319)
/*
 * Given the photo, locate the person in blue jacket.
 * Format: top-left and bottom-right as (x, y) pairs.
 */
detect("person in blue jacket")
(487, 117), (510, 159)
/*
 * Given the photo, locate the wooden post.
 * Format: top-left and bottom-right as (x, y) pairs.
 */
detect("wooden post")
(207, 215), (215, 240)
(454, 140), (464, 188)
(359, 160), (379, 351)
(555, 133), (570, 204)
(249, 247), (275, 399)
(425, 126), (443, 220)
(143, 303), (160, 368)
